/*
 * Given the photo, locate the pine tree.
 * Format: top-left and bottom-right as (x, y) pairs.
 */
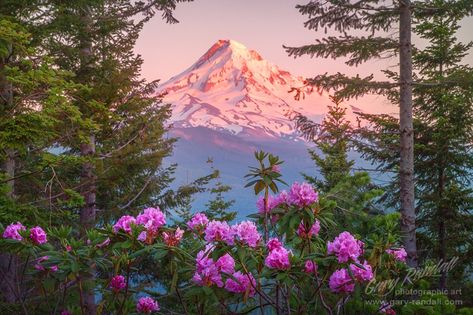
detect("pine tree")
(0, 2), (85, 304)
(355, 0), (473, 291)
(285, 0), (473, 267)
(295, 97), (354, 193)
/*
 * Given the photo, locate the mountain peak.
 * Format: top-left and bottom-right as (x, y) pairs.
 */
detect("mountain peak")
(158, 40), (332, 139)
(194, 39), (263, 70)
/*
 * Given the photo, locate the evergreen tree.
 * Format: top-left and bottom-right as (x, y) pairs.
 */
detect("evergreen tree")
(285, 0), (473, 267)
(356, 2), (473, 291)
(296, 97), (354, 193)
(0, 2), (85, 304)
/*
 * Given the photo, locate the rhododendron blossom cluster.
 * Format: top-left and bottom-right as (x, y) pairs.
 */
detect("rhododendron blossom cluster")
(113, 215), (136, 234)
(327, 231), (364, 263)
(136, 207), (166, 233)
(329, 268), (355, 293)
(2, 222), (48, 245)
(163, 227), (184, 246)
(224, 271), (256, 296)
(136, 296), (159, 313)
(2, 222), (26, 240)
(304, 260), (317, 274)
(193, 247), (235, 287)
(349, 260), (374, 282)
(288, 182), (318, 207)
(204, 220), (235, 245)
(297, 220), (320, 239)
(265, 243), (291, 270)
(110, 275), (127, 292)
(234, 220), (261, 247)
(386, 247), (407, 263)
(187, 212), (209, 231)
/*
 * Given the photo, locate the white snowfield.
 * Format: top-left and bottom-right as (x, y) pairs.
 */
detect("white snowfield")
(158, 39), (356, 140)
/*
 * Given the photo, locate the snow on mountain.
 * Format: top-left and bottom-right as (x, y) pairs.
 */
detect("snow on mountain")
(158, 39), (340, 140)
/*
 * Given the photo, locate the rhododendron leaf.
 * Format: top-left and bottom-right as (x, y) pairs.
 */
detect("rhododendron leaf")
(247, 213), (263, 219)
(347, 266), (356, 280)
(244, 180), (259, 188)
(352, 261), (367, 270)
(254, 181), (265, 195)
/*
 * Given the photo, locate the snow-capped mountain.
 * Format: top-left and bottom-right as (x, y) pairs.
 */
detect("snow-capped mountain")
(158, 39), (335, 140)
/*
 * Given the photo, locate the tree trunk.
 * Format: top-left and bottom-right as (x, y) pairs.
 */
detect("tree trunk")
(0, 43), (20, 304)
(78, 6), (97, 315)
(399, 0), (417, 268)
(437, 167), (447, 289)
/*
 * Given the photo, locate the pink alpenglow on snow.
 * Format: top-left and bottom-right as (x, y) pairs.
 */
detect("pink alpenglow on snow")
(110, 275), (127, 292)
(204, 220), (235, 245)
(267, 238), (283, 251)
(327, 231), (363, 263)
(329, 269), (355, 293)
(386, 247), (407, 263)
(288, 182), (318, 207)
(350, 260), (374, 282)
(297, 220), (321, 239)
(3, 222), (26, 241)
(30, 226), (47, 245)
(225, 271), (256, 296)
(113, 215), (136, 234)
(265, 246), (291, 270)
(304, 260), (318, 274)
(136, 207), (166, 233)
(163, 227), (184, 247)
(136, 296), (160, 314)
(187, 212), (209, 231)
(234, 221), (261, 247)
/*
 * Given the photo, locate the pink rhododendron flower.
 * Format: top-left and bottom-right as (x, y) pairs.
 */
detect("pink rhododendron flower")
(271, 164), (281, 173)
(288, 182), (318, 207)
(304, 260), (318, 274)
(297, 220), (321, 239)
(215, 253), (235, 274)
(327, 231), (363, 263)
(265, 247), (291, 270)
(386, 247), (407, 263)
(136, 207), (166, 233)
(30, 226), (47, 245)
(256, 195), (277, 213)
(113, 215), (136, 234)
(350, 260), (374, 282)
(61, 310), (72, 315)
(225, 271), (256, 296)
(329, 269), (355, 293)
(65, 245), (72, 252)
(275, 190), (289, 206)
(138, 231), (147, 242)
(187, 212), (209, 231)
(163, 227), (184, 246)
(34, 256), (55, 271)
(234, 221), (261, 247)
(193, 247), (227, 287)
(2, 222), (26, 241)
(110, 275), (127, 292)
(136, 296), (159, 313)
(204, 220), (234, 245)
(267, 238), (282, 251)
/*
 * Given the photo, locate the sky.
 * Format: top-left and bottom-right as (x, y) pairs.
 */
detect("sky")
(135, 0), (473, 114)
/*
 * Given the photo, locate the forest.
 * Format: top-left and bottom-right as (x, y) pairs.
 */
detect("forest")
(1, 0), (472, 314)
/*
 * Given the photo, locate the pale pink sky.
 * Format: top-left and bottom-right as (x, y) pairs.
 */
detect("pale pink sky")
(135, 0), (473, 114)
